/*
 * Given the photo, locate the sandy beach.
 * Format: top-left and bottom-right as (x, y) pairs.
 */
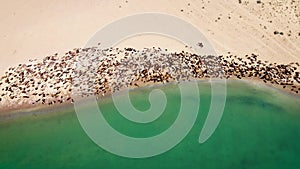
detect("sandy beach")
(0, 0), (300, 113)
(2, 2), (300, 169)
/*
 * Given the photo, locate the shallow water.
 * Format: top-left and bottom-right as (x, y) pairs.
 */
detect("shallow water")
(0, 80), (300, 169)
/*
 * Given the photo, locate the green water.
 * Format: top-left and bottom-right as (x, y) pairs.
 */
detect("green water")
(1, 81), (300, 169)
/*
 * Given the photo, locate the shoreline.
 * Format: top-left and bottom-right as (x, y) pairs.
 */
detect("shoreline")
(0, 78), (299, 121)
(0, 100), (74, 122)
(0, 47), (299, 116)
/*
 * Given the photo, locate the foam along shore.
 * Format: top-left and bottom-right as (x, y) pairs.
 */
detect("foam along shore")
(0, 47), (299, 114)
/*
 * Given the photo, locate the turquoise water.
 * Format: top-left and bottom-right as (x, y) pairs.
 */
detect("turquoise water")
(0, 80), (300, 169)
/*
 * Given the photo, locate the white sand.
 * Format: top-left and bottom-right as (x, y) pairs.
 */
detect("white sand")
(0, 0), (300, 74)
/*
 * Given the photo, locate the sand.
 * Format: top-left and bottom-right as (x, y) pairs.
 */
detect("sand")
(1, 0), (299, 75)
